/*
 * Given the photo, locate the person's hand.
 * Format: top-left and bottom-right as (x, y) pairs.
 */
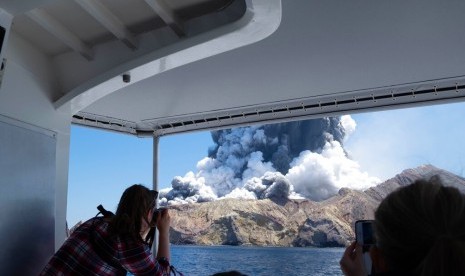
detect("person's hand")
(155, 208), (171, 262)
(340, 241), (365, 276)
(156, 208), (171, 234)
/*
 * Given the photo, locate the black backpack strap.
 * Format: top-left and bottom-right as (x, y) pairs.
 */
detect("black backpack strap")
(96, 204), (115, 218)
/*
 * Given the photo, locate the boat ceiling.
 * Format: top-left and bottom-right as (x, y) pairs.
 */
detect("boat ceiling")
(6, 0), (465, 136)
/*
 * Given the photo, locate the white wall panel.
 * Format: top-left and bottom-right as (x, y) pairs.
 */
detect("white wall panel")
(0, 116), (56, 274)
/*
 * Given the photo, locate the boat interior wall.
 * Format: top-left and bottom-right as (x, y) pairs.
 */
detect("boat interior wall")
(0, 117), (56, 274)
(3, 33), (61, 128)
(1, 11), (72, 258)
(0, 8), (11, 89)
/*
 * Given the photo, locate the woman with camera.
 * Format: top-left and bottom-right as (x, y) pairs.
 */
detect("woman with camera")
(40, 184), (171, 275)
(340, 176), (465, 276)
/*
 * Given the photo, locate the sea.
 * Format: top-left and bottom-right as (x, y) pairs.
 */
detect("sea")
(170, 245), (344, 276)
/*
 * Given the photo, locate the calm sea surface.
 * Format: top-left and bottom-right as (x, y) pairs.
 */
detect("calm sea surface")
(170, 245), (344, 276)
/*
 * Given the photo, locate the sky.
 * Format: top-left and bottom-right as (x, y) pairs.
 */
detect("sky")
(67, 101), (465, 227)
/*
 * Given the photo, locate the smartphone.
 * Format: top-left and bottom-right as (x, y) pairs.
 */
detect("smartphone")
(355, 220), (375, 246)
(355, 220), (375, 276)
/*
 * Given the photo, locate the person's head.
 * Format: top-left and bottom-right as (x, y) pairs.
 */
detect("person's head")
(372, 176), (465, 276)
(109, 184), (158, 242)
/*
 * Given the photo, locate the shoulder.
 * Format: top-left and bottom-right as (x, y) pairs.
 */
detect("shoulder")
(78, 217), (106, 227)
(71, 217), (106, 233)
(67, 217), (112, 245)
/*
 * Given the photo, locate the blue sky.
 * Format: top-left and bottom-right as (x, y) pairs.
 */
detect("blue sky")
(67, 101), (465, 227)
(67, 128), (213, 226)
(347, 102), (465, 180)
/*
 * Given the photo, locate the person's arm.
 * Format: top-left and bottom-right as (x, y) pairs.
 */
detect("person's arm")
(118, 238), (161, 275)
(156, 209), (171, 262)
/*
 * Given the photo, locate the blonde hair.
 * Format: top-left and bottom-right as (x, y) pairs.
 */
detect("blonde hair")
(374, 176), (465, 276)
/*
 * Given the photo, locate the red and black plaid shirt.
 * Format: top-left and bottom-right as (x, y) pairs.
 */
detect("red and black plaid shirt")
(40, 217), (166, 276)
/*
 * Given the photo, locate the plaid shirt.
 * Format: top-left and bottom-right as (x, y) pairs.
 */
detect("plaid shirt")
(40, 217), (166, 276)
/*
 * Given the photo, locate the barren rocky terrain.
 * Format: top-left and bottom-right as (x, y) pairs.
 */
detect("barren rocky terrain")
(167, 165), (465, 247)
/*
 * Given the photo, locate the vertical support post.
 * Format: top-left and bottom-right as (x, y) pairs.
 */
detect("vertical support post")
(152, 134), (160, 256)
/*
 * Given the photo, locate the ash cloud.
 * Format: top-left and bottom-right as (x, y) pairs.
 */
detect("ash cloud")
(159, 116), (379, 205)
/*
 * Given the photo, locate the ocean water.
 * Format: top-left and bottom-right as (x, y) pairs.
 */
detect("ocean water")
(170, 245), (344, 276)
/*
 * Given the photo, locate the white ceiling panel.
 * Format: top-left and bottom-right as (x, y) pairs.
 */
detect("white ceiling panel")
(78, 0), (465, 135)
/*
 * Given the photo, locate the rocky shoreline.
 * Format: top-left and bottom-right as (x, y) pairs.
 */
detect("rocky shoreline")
(68, 165), (465, 247)
(168, 165), (465, 247)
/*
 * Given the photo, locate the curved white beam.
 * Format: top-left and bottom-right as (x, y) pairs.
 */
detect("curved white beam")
(74, 0), (138, 50)
(145, 0), (185, 37)
(54, 0), (282, 114)
(28, 9), (94, 60)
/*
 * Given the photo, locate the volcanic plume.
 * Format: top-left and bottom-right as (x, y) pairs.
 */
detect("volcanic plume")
(159, 116), (379, 205)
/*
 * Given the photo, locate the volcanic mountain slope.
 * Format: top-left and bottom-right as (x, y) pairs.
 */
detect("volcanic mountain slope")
(167, 165), (465, 247)
(365, 164), (465, 201)
(168, 188), (377, 247)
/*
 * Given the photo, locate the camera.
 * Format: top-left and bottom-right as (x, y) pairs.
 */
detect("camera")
(355, 220), (375, 276)
(151, 207), (167, 225)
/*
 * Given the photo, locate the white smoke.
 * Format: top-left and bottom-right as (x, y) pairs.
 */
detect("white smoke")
(286, 140), (379, 201)
(159, 116), (380, 206)
(340, 115), (356, 140)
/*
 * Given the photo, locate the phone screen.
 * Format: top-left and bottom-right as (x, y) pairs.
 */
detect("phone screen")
(362, 221), (374, 245)
(355, 220), (375, 276)
(355, 220), (375, 245)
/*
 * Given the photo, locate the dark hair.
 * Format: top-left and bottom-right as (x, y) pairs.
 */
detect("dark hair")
(374, 176), (465, 276)
(108, 184), (158, 244)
